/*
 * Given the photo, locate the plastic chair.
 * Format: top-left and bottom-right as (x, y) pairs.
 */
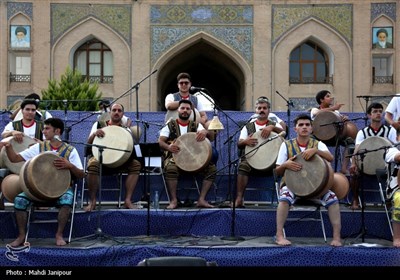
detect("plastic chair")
(375, 168), (393, 236)
(274, 169), (327, 242)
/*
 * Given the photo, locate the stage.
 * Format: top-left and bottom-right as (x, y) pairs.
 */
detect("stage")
(0, 203), (398, 268)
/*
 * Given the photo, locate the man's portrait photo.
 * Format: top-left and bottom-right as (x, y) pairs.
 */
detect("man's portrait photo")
(372, 27), (393, 49)
(10, 25), (31, 48)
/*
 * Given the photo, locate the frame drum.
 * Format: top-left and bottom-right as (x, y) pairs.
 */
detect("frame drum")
(285, 154), (334, 199)
(173, 132), (212, 172)
(1, 174), (22, 202)
(312, 111), (342, 141)
(92, 126), (134, 168)
(0, 136), (36, 174)
(245, 131), (284, 172)
(355, 136), (392, 175)
(20, 152), (71, 201)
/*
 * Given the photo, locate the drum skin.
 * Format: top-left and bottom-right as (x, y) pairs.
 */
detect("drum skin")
(19, 152), (71, 201)
(245, 131), (284, 172)
(173, 132), (212, 172)
(355, 136), (392, 175)
(285, 154), (333, 199)
(92, 126), (134, 168)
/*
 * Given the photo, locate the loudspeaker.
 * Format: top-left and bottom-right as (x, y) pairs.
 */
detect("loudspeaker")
(137, 256), (217, 266)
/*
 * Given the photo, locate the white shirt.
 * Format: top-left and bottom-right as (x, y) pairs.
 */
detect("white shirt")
(159, 121), (205, 138)
(276, 140), (329, 166)
(2, 121), (44, 140)
(385, 93), (400, 123)
(164, 93), (206, 112)
(239, 119), (283, 140)
(19, 142), (83, 170)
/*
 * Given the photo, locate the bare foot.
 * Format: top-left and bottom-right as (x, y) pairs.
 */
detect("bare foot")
(197, 200), (215, 208)
(350, 201), (360, 210)
(55, 235), (67, 246)
(9, 236), (25, 247)
(166, 201), (178, 209)
(275, 236), (291, 246)
(84, 201), (96, 212)
(393, 239), (400, 247)
(124, 201), (141, 209)
(330, 239), (342, 247)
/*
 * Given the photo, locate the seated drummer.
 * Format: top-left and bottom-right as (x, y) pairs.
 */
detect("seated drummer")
(85, 103), (141, 211)
(310, 90), (354, 174)
(275, 114), (342, 247)
(1, 118), (84, 246)
(234, 96), (284, 208)
(158, 99), (215, 209)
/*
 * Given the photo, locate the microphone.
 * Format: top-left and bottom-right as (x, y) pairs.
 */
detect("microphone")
(54, 135), (63, 142)
(190, 86), (206, 92)
(265, 131), (286, 142)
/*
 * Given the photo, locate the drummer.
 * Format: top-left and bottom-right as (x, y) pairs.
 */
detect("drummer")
(310, 90), (354, 174)
(165, 72), (209, 128)
(234, 96), (284, 208)
(349, 102), (396, 209)
(85, 103), (142, 211)
(97, 99), (132, 127)
(159, 99), (216, 209)
(275, 114), (342, 247)
(1, 99), (44, 143)
(1, 118), (84, 246)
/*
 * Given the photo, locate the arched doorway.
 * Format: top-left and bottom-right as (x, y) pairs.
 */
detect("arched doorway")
(158, 41), (244, 111)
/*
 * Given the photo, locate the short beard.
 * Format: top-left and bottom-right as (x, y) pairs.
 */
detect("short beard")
(179, 114), (190, 121)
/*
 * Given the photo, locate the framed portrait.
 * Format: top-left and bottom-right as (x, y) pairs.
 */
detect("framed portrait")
(372, 27), (393, 49)
(10, 25), (31, 48)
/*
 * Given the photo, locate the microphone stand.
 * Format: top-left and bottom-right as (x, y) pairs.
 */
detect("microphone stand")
(217, 133), (284, 241)
(134, 119), (163, 236)
(275, 91), (294, 138)
(71, 141), (131, 244)
(346, 145), (392, 243)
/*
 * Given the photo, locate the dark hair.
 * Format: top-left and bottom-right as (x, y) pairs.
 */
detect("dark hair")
(20, 99), (38, 110)
(177, 72), (191, 82)
(376, 28), (388, 37)
(315, 90), (331, 105)
(294, 114), (312, 125)
(178, 99), (193, 108)
(367, 102), (383, 114)
(15, 26), (27, 35)
(25, 93), (40, 100)
(99, 100), (111, 107)
(44, 118), (64, 135)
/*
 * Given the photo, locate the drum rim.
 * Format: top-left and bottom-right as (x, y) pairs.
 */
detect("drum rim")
(355, 136), (392, 175)
(312, 111), (342, 141)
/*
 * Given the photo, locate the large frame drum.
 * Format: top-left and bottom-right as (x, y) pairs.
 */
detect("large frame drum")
(285, 154), (334, 199)
(0, 136), (36, 174)
(20, 152), (71, 202)
(245, 131), (284, 173)
(355, 136), (392, 175)
(92, 126), (134, 168)
(173, 132), (212, 172)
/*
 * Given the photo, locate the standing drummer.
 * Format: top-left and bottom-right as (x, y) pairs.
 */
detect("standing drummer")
(165, 72), (209, 128)
(1, 118), (84, 246)
(275, 114), (342, 247)
(85, 103), (141, 211)
(234, 96), (284, 208)
(159, 99), (215, 209)
(310, 90), (354, 174)
(349, 102), (397, 209)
